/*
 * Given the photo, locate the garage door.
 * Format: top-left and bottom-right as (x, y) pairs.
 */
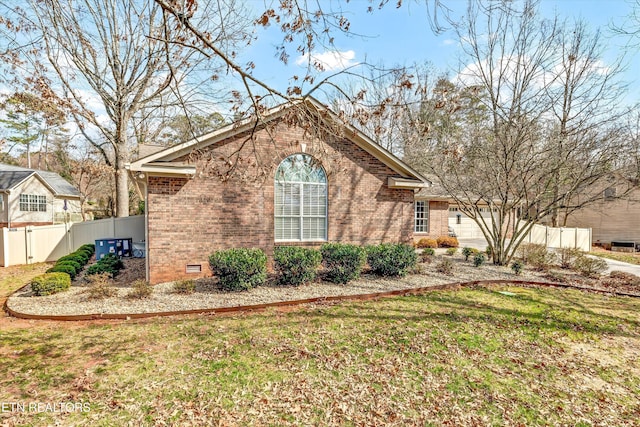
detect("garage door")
(448, 207), (496, 239)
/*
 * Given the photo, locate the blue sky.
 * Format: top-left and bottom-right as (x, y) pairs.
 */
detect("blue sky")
(237, 0), (639, 105)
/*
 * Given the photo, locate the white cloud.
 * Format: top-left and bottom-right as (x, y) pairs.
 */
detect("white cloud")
(295, 50), (358, 71)
(442, 39), (456, 46)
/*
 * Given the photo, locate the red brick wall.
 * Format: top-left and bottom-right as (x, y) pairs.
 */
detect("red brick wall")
(413, 200), (449, 242)
(146, 121), (415, 284)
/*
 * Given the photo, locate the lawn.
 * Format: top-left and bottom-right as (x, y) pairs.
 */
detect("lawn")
(590, 249), (640, 266)
(1, 282), (639, 426)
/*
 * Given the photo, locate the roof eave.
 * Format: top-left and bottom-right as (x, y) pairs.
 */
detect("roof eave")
(387, 177), (430, 189)
(126, 162), (196, 177)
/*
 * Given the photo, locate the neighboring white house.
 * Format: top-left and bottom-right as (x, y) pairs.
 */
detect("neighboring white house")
(0, 164), (82, 227)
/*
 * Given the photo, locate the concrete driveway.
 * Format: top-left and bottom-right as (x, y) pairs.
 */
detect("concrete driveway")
(589, 255), (640, 275)
(457, 238), (489, 250)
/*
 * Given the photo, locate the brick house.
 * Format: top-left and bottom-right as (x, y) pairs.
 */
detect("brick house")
(127, 98), (432, 284)
(0, 163), (82, 227)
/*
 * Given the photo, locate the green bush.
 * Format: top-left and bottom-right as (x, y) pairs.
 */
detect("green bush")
(56, 259), (82, 271)
(422, 247), (435, 256)
(46, 264), (77, 279)
(556, 247), (584, 269)
(57, 254), (84, 265)
(366, 243), (417, 277)
(87, 253), (125, 277)
(127, 279), (153, 299)
(274, 246), (322, 286)
(98, 253), (124, 270)
(209, 248), (267, 291)
(173, 279), (197, 294)
(436, 258), (454, 275)
(462, 247), (479, 261)
(473, 252), (486, 267)
(574, 256), (608, 278)
(511, 260), (524, 275)
(30, 272), (71, 296)
(446, 247), (458, 256)
(320, 243), (367, 284)
(86, 263), (115, 277)
(80, 244), (95, 254)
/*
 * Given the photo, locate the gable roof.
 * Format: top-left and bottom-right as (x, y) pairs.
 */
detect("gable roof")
(0, 164), (81, 198)
(127, 97), (430, 188)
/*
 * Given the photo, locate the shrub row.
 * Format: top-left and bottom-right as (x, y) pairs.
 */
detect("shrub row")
(415, 236), (459, 249)
(45, 244), (96, 280)
(86, 253), (124, 277)
(209, 242), (418, 291)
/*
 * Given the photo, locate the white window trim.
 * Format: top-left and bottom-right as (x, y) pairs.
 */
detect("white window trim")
(19, 194), (47, 212)
(414, 200), (429, 233)
(275, 180), (328, 242)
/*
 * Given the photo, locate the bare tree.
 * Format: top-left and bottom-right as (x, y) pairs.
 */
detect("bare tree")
(8, 0), (248, 217)
(407, 0), (630, 265)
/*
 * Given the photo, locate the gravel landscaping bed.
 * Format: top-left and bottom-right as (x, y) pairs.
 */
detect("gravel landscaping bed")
(6, 255), (638, 317)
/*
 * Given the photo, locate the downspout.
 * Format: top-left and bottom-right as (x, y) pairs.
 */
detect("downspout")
(134, 172), (149, 283)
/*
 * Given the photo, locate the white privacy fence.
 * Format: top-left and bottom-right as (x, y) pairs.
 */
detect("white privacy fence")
(523, 224), (592, 252)
(0, 216), (145, 267)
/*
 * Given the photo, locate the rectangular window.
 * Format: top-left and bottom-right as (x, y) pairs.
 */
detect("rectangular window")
(275, 182), (327, 241)
(19, 194), (47, 212)
(415, 200), (428, 233)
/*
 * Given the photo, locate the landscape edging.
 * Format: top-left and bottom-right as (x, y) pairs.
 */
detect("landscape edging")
(3, 279), (639, 322)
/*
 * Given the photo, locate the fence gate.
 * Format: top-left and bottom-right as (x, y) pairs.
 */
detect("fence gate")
(0, 216), (144, 267)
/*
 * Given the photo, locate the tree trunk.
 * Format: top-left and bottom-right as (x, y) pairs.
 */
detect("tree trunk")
(115, 155), (129, 217)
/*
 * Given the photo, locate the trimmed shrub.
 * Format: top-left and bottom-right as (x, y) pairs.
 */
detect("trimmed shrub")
(462, 247), (479, 261)
(609, 271), (640, 286)
(511, 260), (524, 275)
(518, 243), (555, 271)
(320, 243), (367, 284)
(446, 247), (458, 256)
(574, 256), (608, 278)
(422, 247), (435, 256)
(274, 246), (321, 286)
(420, 247), (435, 263)
(473, 252), (486, 267)
(56, 260), (82, 272)
(86, 263), (116, 277)
(57, 254), (86, 265)
(209, 248), (267, 291)
(557, 247), (584, 269)
(30, 272), (71, 296)
(85, 273), (117, 299)
(366, 243), (417, 277)
(437, 236), (459, 248)
(87, 253), (124, 277)
(80, 244), (96, 254)
(128, 279), (153, 299)
(436, 258), (454, 275)
(173, 279), (196, 294)
(46, 264), (77, 279)
(415, 238), (438, 249)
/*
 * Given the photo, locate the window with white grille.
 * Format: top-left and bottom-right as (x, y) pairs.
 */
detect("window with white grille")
(275, 154), (327, 241)
(415, 200), (428, 232)
(19, 194), (47, 212)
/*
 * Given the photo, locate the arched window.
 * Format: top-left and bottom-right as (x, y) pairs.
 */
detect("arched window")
(274, 154), (327, 241)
